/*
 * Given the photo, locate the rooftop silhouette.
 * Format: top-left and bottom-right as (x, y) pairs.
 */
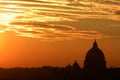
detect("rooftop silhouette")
(0, 40), (119, 80)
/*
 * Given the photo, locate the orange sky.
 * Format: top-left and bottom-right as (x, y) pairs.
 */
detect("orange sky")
(0, 32), (119, 68)
(0, 0), (120, 68)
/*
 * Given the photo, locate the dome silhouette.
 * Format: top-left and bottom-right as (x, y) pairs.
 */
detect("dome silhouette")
(84, 40), (106, 72)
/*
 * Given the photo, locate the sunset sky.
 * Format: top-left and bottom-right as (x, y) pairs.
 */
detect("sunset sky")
(0, 0), (120, 68)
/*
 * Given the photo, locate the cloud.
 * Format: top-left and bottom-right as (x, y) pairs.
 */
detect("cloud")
(3, 0), (120, 22)
(10, 22), (75, 31)
(15, 29), (103, 40)
(9, 21), (104, 40)
(0, 0), (120, 40)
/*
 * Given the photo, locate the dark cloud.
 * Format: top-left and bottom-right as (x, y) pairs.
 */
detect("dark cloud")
(50, 18), (120, 37)
(100, 0), (120, 6)
(115, 10), (120, 15)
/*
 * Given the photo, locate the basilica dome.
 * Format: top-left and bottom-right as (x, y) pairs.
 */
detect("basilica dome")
(84, 40), (106, 71)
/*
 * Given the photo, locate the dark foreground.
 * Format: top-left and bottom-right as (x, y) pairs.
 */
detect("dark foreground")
(0, 66), (119, 80)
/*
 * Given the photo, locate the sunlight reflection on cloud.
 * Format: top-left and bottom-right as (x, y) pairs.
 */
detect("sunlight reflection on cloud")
(10, 21), (104, 40)
(0, 0), (120, 40)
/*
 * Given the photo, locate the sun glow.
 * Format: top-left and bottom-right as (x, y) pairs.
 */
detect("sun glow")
(0, 4), (18, 26)
(0, 13), (14, 26)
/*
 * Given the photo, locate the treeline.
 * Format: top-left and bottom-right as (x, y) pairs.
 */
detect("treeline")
(0, 66), (119, 80)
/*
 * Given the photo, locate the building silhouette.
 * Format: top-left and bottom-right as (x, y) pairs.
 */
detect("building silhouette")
(0, 40), (119, 80)
(84, 40), (106, 72)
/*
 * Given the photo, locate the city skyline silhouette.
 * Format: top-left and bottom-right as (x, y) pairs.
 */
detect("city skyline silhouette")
(0, 40), (119, 80)
(0, 0), (120, 68)
(0, 0), (120, 80)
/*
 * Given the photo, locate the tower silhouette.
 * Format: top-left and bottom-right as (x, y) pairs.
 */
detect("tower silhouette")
(84, 40), (106, 72)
